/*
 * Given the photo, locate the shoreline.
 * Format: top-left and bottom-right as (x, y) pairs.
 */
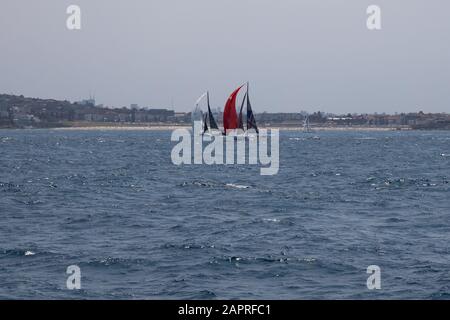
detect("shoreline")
(0, 125), (425, 132)
(48, 125), (407, 132)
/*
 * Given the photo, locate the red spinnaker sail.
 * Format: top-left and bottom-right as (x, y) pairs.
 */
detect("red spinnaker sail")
(223, 85), (243, 133)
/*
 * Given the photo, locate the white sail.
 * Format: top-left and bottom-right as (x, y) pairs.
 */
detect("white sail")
(195, 92), (208, 107)
(303, 114), (312, 133)
(192, 92), (208, 135)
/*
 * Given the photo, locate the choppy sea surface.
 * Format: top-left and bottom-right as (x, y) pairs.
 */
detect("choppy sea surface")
(0, 129), (449, 299)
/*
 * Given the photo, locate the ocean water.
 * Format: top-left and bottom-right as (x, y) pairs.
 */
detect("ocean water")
(0, 129), (449, 299)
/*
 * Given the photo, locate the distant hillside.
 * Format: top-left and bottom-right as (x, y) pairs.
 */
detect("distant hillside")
(0, 94), (185, 128)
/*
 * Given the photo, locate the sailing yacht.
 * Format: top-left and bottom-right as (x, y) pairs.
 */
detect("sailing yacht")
(303, 114), (313, 133)
(223, 82), (259, 137)
(195, 91), (221, 136)
(302, 113), (320, 139)
(204, 92), (222, 136)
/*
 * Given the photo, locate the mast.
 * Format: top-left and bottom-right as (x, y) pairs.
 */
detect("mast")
(203, 113), (208, 134)
(238, 92), (247, 130)
(246, 82), (259, 134)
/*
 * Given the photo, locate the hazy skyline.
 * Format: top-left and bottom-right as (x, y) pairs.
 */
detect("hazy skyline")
(1, 0), (449, 113)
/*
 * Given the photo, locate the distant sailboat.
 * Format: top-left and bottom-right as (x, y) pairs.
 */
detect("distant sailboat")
(302, 113), (320, 139)
(303, 114), (313, 133)
(195, 91), (221, 136)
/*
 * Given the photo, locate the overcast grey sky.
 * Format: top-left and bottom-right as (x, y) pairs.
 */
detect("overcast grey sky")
(1, 0), (449, 113)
